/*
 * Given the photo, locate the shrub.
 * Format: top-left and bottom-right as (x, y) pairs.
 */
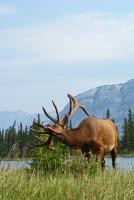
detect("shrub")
(30, 143), (101, 176)
(30, 142), (69, 172)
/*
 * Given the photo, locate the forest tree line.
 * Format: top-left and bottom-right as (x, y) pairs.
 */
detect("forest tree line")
(0, 110), (134, 158)
(0, 121), (33, 158)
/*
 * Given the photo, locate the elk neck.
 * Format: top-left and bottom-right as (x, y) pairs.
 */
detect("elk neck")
(52, 127), (82, 147)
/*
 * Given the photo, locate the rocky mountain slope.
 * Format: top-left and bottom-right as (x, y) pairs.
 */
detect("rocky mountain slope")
(60, 79), (134, 134)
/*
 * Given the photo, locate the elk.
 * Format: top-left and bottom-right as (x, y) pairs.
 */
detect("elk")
(31, 94), (118, 169)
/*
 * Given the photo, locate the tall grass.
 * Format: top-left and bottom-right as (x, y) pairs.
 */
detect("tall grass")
(0, 169), (134, 200)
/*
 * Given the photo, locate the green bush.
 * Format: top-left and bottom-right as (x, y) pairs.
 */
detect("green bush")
(65, 152), (101, 176)
(30, 143), (101, 176)
(30, 142), (69, 172)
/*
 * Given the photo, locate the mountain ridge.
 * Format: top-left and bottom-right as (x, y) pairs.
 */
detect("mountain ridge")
(60, 79), (134, 134)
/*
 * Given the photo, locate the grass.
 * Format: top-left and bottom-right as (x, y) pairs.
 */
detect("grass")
(0, 169), (134, 200)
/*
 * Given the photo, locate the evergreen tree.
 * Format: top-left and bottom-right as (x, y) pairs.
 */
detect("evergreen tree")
(0, 130), (5, 157)
(0, 121), (35, 158)
(122, 118), (129, 150)
(37, 114), (41, 124)
(106, 109), (110, 119)
(121, 109), (134, 152)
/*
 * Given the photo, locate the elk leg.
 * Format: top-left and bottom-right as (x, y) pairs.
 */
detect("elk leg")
(81, 146), (91, 162)
(110, 148), (117, 169)
(96, 147), (104, 170)
(85, 152), (91, 161)
(101, 157), (105, 169)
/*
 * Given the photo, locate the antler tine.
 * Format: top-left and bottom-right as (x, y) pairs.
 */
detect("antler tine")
(52, 100), (60, 123)
(67, 94), (73, 115)
(42, 106), (57, 124)
(67, 94), (76, 104)
(67, 94), (79, 112)
(61, 94), (75, 127)
(67, 94), (90, 116)
(78, 105), (90, 116)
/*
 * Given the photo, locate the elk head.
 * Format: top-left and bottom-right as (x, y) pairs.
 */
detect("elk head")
(30, 94), (90, 147)
(43, 94), (90, 135)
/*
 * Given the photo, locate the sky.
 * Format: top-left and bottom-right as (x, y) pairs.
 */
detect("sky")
(0, 0), (134, 113)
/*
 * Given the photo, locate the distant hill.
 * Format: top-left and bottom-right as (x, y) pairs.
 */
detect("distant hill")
(0, 79), (134, 134)
(60, 79), (134, 134)
(0, 111), (47, 130)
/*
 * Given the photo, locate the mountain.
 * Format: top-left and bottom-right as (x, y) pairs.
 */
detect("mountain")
(60, 79), (134, 134)
(0, 111), (47, 130)
(0, 79), (134, 134)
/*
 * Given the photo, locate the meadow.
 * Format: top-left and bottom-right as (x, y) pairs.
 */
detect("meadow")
(0, 168), (134, 200)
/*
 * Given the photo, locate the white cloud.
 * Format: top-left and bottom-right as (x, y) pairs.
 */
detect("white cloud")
(0, 3), (16, 15)
(0, 12), (134, 67)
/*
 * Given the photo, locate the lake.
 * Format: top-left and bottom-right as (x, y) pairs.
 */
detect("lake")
(0, 160), (30, 170)
(105, 157), (134, 171)
(0, 157), (134, 170)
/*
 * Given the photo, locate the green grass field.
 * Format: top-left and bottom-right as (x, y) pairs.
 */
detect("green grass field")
(0, 169), (134, 200)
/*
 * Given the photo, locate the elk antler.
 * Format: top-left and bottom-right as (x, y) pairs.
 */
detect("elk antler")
(42, 100), (61, 124)
(60, 94), (73, 127)
(42, 106), (57, 124)
(42, 94), (90, 128)
(61, 94), (90, 127)
(30, 128), (55, 150)
(68, 94), (90, 116)
(42, 96), (74, 127)
(52, 100), (60, 123)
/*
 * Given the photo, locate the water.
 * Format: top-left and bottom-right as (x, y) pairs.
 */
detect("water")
(0, 160), (30, 170)
(105, 157), (134, 171)
(1, 157), (134, 170)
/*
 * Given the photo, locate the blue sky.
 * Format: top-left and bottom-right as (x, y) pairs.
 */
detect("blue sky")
(0, 1), (134, 113)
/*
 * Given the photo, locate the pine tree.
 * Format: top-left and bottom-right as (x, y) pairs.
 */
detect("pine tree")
(106, 109), (110, 119)
(0, 130), (5, 157)
(121, 109), (134, 152)
(128, 109), (134, 150)
(122, 118), (129, 150)
(37, 113), (41, 124)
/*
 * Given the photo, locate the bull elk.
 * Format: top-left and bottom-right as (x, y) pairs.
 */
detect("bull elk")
(32, 94), (118, 169)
